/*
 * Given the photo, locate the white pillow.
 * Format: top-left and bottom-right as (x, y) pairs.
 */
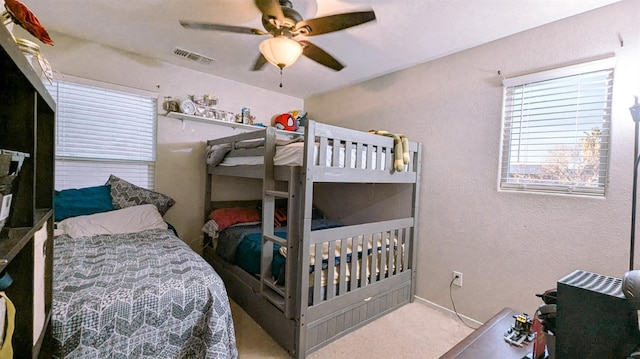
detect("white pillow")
(57, 204), (168, 239)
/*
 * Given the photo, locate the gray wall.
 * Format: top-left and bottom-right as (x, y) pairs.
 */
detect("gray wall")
(305, 0), (640, 321)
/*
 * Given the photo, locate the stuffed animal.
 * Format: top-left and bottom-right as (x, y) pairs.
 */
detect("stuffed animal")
(272, 113), (298, 131)
(290, 110), (308, 129)
(368, 130), (409, 172)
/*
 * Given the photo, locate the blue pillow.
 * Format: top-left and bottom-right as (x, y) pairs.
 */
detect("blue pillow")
(54, 185), (114, 222)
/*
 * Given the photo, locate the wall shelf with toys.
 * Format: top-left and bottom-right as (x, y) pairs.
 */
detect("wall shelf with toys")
(166, 112), (303, 138)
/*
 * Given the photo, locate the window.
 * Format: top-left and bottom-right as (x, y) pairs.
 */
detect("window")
(499, 58), (615, 196)
(46, 77), (157, 190)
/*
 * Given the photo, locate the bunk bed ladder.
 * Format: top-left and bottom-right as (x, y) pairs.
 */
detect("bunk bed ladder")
(261, 126), (283, 311)
(260, 127), (300, 319)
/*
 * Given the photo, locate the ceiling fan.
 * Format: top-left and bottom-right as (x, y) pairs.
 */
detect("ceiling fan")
(179, 0), (376, 73)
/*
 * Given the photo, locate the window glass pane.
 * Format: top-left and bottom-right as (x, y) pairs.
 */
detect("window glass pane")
(500, 60), (613, 196)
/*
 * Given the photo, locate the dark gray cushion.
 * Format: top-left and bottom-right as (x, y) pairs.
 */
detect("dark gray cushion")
(106, 175), (175, 215)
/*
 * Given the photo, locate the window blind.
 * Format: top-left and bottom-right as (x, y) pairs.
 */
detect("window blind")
(47, 79), (157, 190)
(500, 58), (615, 196)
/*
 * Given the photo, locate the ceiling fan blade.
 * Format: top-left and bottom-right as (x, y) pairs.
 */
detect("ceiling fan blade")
(180, 20), (268, 35)
(295, 10), (376, 36)
(299, 40), (344, 71)
(254, 0), (285, 24)
(251, 53), (268, 71)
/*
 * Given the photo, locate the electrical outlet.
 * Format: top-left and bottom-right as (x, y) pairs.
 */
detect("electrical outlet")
(452, 271), (463, 287)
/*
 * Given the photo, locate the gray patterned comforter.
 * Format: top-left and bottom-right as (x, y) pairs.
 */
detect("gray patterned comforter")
(52, 229), (238, 359)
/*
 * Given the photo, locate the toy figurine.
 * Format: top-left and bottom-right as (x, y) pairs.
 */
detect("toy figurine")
(504, 313), (535, 347)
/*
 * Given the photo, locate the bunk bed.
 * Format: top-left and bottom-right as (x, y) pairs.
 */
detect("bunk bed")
(202, 120), (422, 358)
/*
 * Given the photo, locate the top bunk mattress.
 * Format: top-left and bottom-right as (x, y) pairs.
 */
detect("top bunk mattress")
(218, 142), (386, 168)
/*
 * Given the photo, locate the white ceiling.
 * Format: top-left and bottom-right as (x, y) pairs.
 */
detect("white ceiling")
(22, 0), (620, 98)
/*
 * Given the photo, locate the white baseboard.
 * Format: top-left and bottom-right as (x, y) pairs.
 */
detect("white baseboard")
(413, 295), (483, 327)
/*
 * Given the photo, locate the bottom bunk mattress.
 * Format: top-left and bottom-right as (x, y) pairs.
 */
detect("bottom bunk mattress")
(210, 219), (402, 290)
(52, 228), (238, 359)
(213, 219), (342, 281)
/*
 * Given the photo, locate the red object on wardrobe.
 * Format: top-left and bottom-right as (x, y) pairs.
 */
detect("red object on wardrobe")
(4, 0), (53, 45)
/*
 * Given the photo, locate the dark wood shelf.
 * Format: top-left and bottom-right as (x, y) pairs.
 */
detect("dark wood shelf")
(0, 24), (54, 109)
(0, 21), (54, 358)
(0, 209), (51, 272)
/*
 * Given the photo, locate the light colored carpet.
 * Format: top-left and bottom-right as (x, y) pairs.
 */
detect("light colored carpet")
(230, 299), (474, 359)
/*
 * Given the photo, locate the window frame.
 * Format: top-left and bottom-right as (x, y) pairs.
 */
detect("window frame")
(498, 57), (616, 196)
(47, 75), (158, 191)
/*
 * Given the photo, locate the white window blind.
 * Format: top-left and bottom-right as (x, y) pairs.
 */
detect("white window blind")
(500, 58), (615, 196)
(46, 79), (157, 190)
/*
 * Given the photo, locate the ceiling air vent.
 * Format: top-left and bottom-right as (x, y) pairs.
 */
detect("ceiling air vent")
(173, 47), (215, 65)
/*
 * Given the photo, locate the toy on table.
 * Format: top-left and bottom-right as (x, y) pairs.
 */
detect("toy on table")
(504, 313), (535, 347)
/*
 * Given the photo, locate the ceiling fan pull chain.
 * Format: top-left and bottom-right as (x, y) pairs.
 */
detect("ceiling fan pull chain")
(279, 67), (283, 88)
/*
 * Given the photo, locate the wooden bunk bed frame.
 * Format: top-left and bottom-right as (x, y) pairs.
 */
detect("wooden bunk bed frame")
(203, 120), (422, 358)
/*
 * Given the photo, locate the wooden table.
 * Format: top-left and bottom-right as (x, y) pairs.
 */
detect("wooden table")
(440, 307), (535, 358)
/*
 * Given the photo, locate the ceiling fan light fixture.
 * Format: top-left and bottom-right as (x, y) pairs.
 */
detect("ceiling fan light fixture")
(259, 36), (303, 69)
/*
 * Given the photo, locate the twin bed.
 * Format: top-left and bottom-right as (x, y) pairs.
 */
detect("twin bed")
(51, 180), (238, 358)
(202, 120), (422, 358)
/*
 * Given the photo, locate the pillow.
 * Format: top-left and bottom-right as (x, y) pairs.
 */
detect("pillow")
(206, 144), (231, 166)
(57, 204), (168, 239)
(274, 208), (287, 227)
(54, 185), (114, 222)
(106, 175), (175, 215)
(208, 206), (261, 232)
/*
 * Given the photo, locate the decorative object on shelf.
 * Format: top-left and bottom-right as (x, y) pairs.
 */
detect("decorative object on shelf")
(203, 94), (218, 108)
(177, 94), (224, 119)
(168, 112), (270, 132)
(169, 94), (247, 124)
(192, 94), (218, 108)
(15, 37), (52, 84)
(162, 96), (180, 114)
(235, 109), (255, 125)
(241, 107), (251, 124)
(212, 109), (224, 120)
(180, 98), (196, 115)
(2, 0), (53, 45)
